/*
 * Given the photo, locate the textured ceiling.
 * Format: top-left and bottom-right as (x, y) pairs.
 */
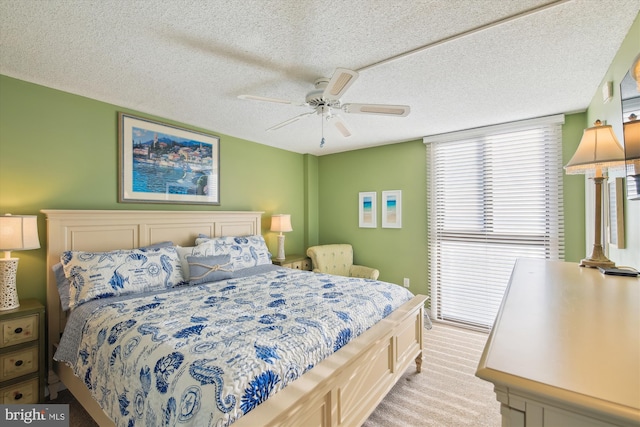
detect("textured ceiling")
(1, 0), (639, 155)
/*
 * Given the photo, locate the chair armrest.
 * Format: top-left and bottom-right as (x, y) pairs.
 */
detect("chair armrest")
(349, 265), (380, 280)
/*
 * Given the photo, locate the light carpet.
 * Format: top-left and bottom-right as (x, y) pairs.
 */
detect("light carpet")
(50, 322), (500, 426)
(363, 322), (501, 427)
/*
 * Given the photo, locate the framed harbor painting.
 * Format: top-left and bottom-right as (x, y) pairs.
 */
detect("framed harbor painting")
(359, 192), (377, 228)
(119, 113), (220, 204)
(382, 190), (402, 228)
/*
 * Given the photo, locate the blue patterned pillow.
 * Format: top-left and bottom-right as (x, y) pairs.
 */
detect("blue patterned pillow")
(61, 246), (183, 309)
(53, 241), (175, 311)
(187, 255), (233, 285)
(192, 235), (272, 270)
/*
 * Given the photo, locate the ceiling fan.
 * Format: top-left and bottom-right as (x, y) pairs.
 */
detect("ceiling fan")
(238, 68), (410, 147)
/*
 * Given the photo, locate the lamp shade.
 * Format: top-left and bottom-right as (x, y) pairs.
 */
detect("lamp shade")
(0, 215), (40, 252)
(565, 120), (625, 174)
(270, 214), (292, 233)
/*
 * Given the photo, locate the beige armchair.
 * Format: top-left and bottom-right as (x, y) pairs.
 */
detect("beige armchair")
(306, 244), (380, 280)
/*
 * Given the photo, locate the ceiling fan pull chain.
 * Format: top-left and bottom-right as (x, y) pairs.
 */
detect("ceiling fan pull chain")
(320, 114), (325, 148)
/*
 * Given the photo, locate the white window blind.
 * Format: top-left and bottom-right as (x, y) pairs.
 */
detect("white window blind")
(424, 115), (565, 330)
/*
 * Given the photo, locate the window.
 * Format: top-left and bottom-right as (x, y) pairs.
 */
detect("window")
(424, 115), (565, 330)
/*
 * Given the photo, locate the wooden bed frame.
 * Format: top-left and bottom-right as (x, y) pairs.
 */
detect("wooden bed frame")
(43, 209), (427, 427)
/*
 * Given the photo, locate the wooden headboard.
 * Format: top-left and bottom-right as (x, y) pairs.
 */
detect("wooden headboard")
(41, 209), (263, 374)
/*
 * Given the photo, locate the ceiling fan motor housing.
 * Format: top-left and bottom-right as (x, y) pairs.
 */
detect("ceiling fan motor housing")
(305, 77), (340, 108)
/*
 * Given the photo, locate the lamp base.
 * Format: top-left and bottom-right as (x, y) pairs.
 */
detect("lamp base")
(0, 258), (20, 311)
(579, 244), (615, 269)
(275, 234), (286, 260)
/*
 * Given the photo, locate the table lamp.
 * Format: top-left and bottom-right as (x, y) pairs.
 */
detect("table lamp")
(564, 120), (625, 268)
(0, 214), (40, 310)
(270, 214), (292, 260)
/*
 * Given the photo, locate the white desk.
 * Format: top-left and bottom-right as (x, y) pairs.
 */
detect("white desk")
(476, 259), (640, 427)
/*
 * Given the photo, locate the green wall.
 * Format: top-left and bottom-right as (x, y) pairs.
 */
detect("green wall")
(303, 154), (319, 249)
(317, 121), (587, 297)
(563, 112), (589, 263)
(0, 75), (309, 305)
(317, 141), (428, 294)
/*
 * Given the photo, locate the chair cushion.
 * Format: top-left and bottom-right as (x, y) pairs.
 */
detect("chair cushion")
(307, 244), (354, 277)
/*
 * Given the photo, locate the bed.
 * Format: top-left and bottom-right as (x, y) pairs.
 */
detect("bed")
(43, 209), (427, 427)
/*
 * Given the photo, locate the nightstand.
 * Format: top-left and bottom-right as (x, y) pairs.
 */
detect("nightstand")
(272, 254), (312, 271)
(0, 299), (45, 404)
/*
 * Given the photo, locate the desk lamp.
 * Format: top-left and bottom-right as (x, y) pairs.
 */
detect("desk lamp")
(565, 121), (625, 268)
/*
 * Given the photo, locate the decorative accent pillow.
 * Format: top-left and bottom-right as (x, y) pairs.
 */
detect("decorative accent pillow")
(187, 255), (233, 285)
(61, 246), (183, 309)
(192, 235), (272, 270)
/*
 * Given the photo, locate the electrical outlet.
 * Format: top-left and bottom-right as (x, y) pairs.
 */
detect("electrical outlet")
(403, 278), (410, 288)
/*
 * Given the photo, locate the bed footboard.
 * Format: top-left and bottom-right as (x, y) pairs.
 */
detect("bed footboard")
(234, 294), (428, 427)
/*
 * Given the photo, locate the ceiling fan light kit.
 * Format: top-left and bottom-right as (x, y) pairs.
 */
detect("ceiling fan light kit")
(239, 67), (410, 148)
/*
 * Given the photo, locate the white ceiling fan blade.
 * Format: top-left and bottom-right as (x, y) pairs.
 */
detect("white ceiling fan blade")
(343, 103), (410, 117)
(323, 68), (359, 101)
(267, 111), (315, 131)
(330, 115), (352, 137)
(238, 94), (305, 106)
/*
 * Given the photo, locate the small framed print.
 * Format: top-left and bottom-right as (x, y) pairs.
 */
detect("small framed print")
(359, 192), (377, 228)
(119, 113), (220, 204)
(382, 190), (402, 228)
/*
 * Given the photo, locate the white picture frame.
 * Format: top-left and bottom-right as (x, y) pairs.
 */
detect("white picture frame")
(382, 190), (402, 228)
(358, 192), (377, 228)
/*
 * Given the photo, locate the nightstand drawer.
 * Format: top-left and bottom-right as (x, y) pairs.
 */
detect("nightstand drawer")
(273, 255), (312, 271)
(0, 346), (38, 381)
(0, 377), (39, 404)
(1, 314), (38, 348)
(291, 259), (311, 270)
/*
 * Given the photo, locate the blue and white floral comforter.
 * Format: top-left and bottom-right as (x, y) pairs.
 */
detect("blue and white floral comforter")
(55, 267), (414, 427)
